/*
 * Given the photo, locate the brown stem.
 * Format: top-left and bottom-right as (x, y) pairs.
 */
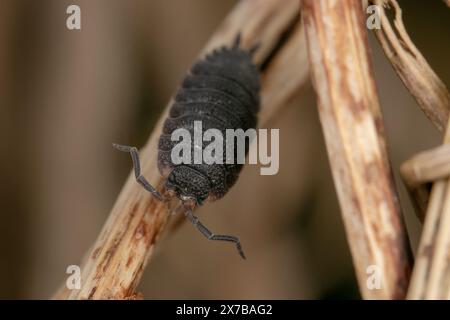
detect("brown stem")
(371, 0), (450, 132)
(301, 0), (413, 299)
(368, 0), (450, 299)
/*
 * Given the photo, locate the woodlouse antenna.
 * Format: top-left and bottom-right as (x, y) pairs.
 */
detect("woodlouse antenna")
(184, 209), (246, 259)
(112, 144), (164, 201)
(114, 143), (246, 259)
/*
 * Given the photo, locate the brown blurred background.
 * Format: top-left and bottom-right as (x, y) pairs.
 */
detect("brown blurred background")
(0, 0), (449, 299)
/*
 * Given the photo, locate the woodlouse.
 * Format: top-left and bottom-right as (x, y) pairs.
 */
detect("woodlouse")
(114, 35), (260, 259)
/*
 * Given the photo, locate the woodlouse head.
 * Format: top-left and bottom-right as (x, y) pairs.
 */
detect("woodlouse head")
(164, 165), (211, 205)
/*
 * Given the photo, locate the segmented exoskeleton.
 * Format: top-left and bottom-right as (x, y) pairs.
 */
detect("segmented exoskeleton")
(114, 34), (260, 259)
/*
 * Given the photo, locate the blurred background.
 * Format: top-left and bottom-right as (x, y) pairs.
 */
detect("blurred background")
(0, 0), (449, 299)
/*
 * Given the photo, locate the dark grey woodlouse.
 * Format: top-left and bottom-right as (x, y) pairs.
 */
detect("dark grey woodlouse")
(114, 35), (260, 259)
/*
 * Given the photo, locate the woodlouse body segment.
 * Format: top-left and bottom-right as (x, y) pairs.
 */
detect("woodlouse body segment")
(158, 36), (260, 204)
(114, 35), (260, 259)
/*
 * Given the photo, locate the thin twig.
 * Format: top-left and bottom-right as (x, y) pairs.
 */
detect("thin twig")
(401, 144), (450, 222)
(370, 0), (450, 132)
(407, 141), (450, 298)
(406, 90), (450, 299)
(301, 0), (413, 299)
(55, 0), (309, 300)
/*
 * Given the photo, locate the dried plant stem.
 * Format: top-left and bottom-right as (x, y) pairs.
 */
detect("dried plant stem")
(55, 0), (309, 300)
(368, 0), (450, 300)
(301, 0), (412, 299)
(371, 0), (450, 132)
(407, 136), (450, 299)
(401, 144), (450, 222)
(406, 107), (450, 300)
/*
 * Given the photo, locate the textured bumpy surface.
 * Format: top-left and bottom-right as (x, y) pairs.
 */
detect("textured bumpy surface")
(158, 40), (260, 204)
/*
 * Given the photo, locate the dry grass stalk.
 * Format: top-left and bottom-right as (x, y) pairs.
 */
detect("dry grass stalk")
(367, 0), (450, 299)
(301, 0), (413, 299)
(404, 97), (450, 300)
(55, 0), (310, 300)
(401, 144), (450, 222)
(406, 141), (450, 299)
(370, 0), (450, 132)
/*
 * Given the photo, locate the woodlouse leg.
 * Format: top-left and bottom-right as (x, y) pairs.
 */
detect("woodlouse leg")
(185, 210), (246, 259)
(112, 143), (164, 201)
